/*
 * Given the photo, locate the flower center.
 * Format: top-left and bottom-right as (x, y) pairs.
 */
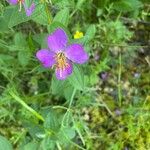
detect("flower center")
(55, 52), (68, 71)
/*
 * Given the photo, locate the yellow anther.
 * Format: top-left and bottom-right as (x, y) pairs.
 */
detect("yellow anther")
(55, 52), (68, 71)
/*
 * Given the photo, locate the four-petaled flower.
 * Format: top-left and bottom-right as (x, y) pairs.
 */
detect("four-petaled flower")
(36, 28), (89, 80)
(8, 0), (35, 16)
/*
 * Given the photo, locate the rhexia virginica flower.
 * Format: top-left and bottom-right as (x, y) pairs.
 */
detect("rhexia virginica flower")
(7, 0), (35, 16)
(36, 28), (89, 80)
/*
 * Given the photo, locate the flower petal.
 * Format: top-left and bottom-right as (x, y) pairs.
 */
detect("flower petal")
(8, 0), (18, 4)
(55, 62), (73, 80)
(47, 28), (68, 53)
(36, 49), (56, 68)
(65, 44), (89, 64)
(23, 2), (35, 16)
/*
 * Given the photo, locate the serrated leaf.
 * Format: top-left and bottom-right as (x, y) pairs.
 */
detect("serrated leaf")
(44, 110), (60, 132)
(31, 4), (50, 25)
(53, 8), (70, 26)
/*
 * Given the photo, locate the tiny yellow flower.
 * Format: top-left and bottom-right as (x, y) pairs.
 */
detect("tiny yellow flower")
(74, 30), (83, 39)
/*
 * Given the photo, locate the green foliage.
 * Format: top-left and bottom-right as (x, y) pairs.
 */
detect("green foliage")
(0, 135), (13, 150)
(68, 65), (85, 91)
(113, 0), (143, 12)
(53, 8), (70, 26)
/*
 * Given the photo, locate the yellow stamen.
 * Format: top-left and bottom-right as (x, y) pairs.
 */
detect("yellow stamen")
(55, 52), (69, 73)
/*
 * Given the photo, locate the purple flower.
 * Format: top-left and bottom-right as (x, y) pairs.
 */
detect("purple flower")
(23, 2), (35, 16)
(8, 0), (18, 5)
(36, 28), (89, 80)
(115, 109), (122, 116)
(100, 72), (108, 80)
(7, 0), (35, 16)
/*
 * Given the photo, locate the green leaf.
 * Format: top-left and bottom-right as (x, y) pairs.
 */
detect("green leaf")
(53, 8), (70, 26)
(44, 109), (60, 132)
(78, 24), (96, 45)
(53, 0), (73, 9)
(68, 65), (84, 91)
(113, 0), (143, 12)
(33, 33), (48, 48)
(18, 51), (31, 66)
(24, 121), (45, 139)
(0, 135), (13, 150)
(0, 6), (15, 31)
(40, 136), (56, 150)
(84, 24), (96, 43)
(51, 75), (66, 95)
(0, 54), (14, 61)
(32, 4), (50, 25)
(57, 127), (76, 145)
(76, 0), (86, 9)
(8, 32), (28, 51)
(22, 141), (39, 150)
(64, 85), (74, 101)
(14, 32), (27, 47)
(62, 127), (76, 139)
(8, 6), (29, 28)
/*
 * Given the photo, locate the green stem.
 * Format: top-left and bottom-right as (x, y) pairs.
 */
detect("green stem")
(61, 88), (76, 127)
(56, 142), (62, 150)
(68, 88), (77, 109)
(118, 51), (122, 106)
(9, 91), (45, 122)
